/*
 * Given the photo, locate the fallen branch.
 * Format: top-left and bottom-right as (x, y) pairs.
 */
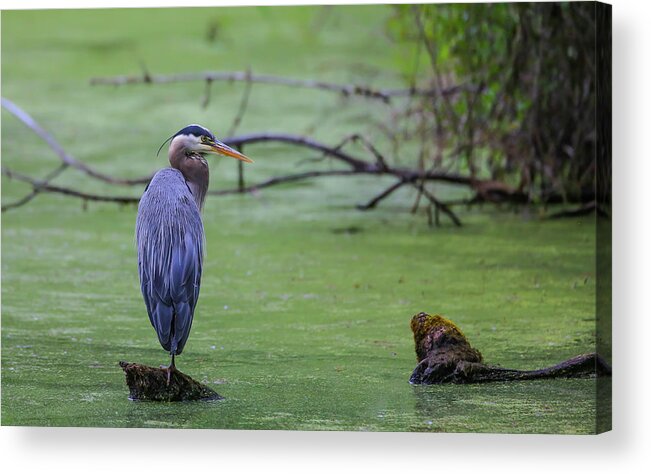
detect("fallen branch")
(546, 201), (609, 219)
(409, 312), (611, 384)
(119, 361), (223, 402)
(224, 133), (478, 187)
(1, 102), (477, 215)
(0, 99), (519, 222)
(330, 133), (390, 171)
(2, 167), (139, 206)
(226, 68), (253, 137)
(224, 132), (372, 170)
(409, 182), (462, 227)
(210, 169), (358, 196)
(1, 97), (150, 186)
(1, 163), (68, 212)
(2, 98), (371, 188)
(356, 179), (407, 210)
(90, 70), (473, 104)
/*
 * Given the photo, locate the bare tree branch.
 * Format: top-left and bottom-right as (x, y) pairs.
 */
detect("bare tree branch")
(90, 70), (474, 103)
(226, 68), (253, 137)
(2, 98), (371, 186)
(1, 99), (479, 223)
(2, 167), (139, 206)
(357, 179), (407, 210)
(1, 96), (477, 193)
(201, 78), (213, 109)
(226, 133), (478, 186)
(410, 182), (462, 227)
(1, 97), (151, 186)
(210, 169), (360, 196)
(331, 134), (390, 171)
(1, 163), (68, 212)
(224, 132), (372, 170)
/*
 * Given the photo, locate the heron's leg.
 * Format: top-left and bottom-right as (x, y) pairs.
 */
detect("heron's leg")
(166, 354), (176, 386)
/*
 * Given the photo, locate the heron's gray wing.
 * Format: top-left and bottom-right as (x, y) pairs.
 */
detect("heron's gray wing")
(138, 243), (174, 352)
(168, 230), (203, 355)
(136, 169), (204, 355)
(138, 220), (203, 355)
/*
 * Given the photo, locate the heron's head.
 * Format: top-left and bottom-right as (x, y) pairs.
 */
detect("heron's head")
(160, 124), (253, 163)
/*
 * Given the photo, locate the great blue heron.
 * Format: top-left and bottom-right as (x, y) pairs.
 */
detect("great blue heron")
(136, 124), (253, 383)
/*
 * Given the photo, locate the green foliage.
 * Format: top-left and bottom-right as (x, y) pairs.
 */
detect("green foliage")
(385, 3), (600, 202)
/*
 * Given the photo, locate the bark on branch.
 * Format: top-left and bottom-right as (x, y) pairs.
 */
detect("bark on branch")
(210, 169), (359, 196)
(1, 163), (68, 212)
(224, 132), (372, 170)
(409, 182), (462, 227)
(409, 312), (611, 384)
(2, 167), (139, 205)
(356, 179), (407, 210)
(1, 97), (150, 186)
(1, 99), (492, 224)
(119, 361), (223, 402)
(90, 70), (474, 104)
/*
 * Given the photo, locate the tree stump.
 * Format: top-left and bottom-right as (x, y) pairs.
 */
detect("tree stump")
(119, 361), (223, 401)
(409, 312), (612, 384)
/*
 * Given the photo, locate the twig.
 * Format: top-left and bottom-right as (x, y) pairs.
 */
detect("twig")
(1, 97), (151, 186)
(223, 133), (479, 187)
(546, 201), (609, 219)
(349, 134), (390, 170)
(298, 131), (391, 169)
(2, 98), (369, 186)
(2, 167), (139, 205)
(412, 6), (460, 131)
(1, 99), (507, 219)
(357, 179), (407, 210)
(224, 133), (371, 170)
(409, 140), (429, 214)
(0, 97), (476, 192)
(227, 68), (253, 137)
(209, 170), (358, 196)
(410, 182), (462, 227)
(90, 70), (474, 103)
(439, 196), (483, 207)
(138, 59), (153, 84)
(201, 78), (213, 109)
(1, 163), (68, 212)
(224, 69), (254, 193)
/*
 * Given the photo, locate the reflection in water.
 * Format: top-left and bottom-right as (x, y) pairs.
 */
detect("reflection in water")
(122, 396), (226, 429)
(409, 379), (599, 434)
(410, 384), (462, 432)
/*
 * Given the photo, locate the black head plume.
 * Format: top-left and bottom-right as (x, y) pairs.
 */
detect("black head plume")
(176, 124), (215, 140)
(156, 124), (216, 156)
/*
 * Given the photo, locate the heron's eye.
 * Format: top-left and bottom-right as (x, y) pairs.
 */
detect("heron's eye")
(201, 136), (209, 143)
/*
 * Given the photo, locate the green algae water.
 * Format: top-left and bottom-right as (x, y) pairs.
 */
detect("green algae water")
(1, 6), (603, 433)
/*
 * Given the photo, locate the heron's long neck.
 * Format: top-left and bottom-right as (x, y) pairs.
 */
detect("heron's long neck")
(169, 146), (209, 211)
(183, 161), (209, 211)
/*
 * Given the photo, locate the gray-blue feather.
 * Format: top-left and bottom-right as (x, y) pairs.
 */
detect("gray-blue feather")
(136, 168), (204, 356)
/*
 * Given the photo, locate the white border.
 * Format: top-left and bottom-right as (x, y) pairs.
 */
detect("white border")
(2, 0), (650, 473)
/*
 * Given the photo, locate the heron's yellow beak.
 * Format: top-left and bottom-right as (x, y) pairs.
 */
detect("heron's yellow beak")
(207, 140), (254, 163)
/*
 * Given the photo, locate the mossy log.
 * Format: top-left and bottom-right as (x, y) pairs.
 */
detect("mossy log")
(409, 312), (612, 385)
(119, 361), (223, 401)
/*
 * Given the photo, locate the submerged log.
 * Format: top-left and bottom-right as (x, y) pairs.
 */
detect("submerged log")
(409, 312), (612, 384)
(119, 361), (223, 402)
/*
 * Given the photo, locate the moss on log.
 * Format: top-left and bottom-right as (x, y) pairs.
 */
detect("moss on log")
(409, 312), (612, 385)
(119, 361), (223, 402)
